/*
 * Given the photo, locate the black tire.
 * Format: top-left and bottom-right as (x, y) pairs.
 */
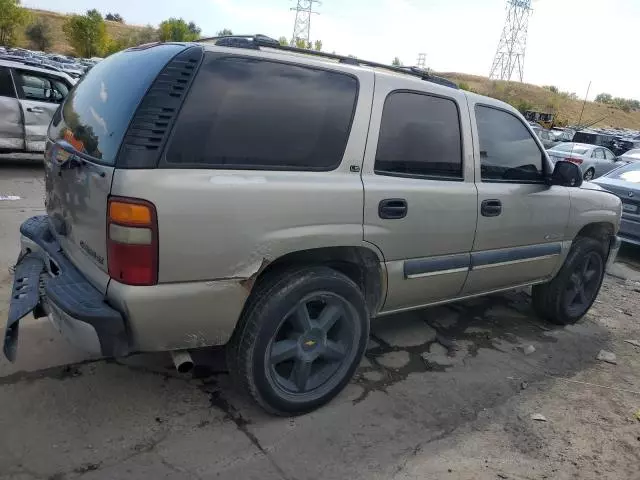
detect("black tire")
(228, 266), (369, 416)
(583, 168), (595, 181)
(532, 236), (607, 325)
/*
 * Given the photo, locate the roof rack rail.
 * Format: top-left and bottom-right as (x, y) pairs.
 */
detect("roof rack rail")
(197, 34), (459, 90)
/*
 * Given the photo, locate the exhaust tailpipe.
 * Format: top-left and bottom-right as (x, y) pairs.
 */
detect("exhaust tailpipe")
(171, 350), (194, 374)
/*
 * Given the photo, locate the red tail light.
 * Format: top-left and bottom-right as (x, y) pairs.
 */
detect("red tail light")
(107, 197), (158, 286)
(564, 157), (584, 165)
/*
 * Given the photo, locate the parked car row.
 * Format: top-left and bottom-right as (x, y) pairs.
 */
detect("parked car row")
(0, 47), (100, 79)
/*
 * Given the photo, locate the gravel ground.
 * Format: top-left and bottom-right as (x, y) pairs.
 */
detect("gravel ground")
(1, 159), (639, 480)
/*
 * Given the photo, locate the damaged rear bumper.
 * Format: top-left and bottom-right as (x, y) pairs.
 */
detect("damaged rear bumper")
(4, 216), (129, 361)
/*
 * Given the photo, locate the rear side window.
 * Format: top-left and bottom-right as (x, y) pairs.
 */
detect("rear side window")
(0, 67), (16, 98)
(165, 55), (358, 170)
(374, 92), (463, 179)
(48, 43), (187, 164)
(476, 105), (544, 182)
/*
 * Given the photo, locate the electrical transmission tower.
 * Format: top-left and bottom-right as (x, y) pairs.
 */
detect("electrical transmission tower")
(489, 0), (532, 82)
(290, 0), (321, 47)
(416, 53), (426, 69)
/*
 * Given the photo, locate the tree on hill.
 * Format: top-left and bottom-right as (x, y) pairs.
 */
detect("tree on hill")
(188, 21), (201, 38)
(105, 13), (124, 23)
(136, 25), (159, 45)
(392, 57), (402, 66)
(63, 9), (108, 57)
(25, 18), (52, 51)
(217, 28), (233, 36)
(595, 93), (613, 104)
(293, 38), (322, 50)
(0, 0), (30, 47)
(278, 36), (288, 46)
(159, 18), (200, 41)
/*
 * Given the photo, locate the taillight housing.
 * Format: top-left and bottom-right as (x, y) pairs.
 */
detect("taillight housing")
(107, 197), (158, 286)
(565, 157), (584, 165)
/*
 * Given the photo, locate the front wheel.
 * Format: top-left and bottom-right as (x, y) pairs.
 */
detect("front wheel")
(532, 237), (606, 325)
(229, 267), (369, 415)
(583, 168), (595, 181)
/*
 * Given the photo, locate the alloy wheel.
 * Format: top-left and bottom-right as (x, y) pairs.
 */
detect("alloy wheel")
(564, 251), (603, 317)
(266, 292), (357, 395)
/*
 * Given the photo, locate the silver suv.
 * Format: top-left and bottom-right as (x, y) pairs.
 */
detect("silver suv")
(4, 37), (622, 415)
(0, 58), (75, 153)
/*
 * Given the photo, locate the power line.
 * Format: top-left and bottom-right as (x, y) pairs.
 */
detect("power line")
(416, 53), (426, 69)
(489, 0), (533, 82)
(290, 0), (321, 47)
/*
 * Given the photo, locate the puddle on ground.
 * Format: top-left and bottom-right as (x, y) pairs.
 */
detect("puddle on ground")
(352, 290), (563, 404)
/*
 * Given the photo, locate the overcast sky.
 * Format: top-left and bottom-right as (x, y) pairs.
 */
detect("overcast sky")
(23, 0), (640, 100)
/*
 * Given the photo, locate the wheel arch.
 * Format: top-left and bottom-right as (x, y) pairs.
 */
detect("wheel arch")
(244, 245), (386, 318)
(575, 222), (614, 244)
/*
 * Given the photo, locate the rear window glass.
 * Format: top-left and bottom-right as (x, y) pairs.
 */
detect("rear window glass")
(165, 55), (358, 170)
(551, 144), (588, 154)
(48, 44), (186, 164)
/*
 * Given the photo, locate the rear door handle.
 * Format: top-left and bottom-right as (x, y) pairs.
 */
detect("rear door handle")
(27, 107), (45, 113)
(481, 199), (502, 217)
(379, 198), (408, 219)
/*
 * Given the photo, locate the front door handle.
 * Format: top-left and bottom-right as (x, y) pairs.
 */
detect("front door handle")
(379, 198), (408, 219)
(27, 107), (45, 114)
(481, 199), (502, 217)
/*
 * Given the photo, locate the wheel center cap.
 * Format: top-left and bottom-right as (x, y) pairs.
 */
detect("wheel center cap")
(301, 329), (323, 351)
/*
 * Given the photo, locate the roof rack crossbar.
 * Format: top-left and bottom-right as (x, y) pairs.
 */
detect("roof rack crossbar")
(197, 34), (458, 89)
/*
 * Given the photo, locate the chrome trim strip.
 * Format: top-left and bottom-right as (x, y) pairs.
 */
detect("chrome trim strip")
(406, 267), (469, 279)
(472, 253), (560, 270)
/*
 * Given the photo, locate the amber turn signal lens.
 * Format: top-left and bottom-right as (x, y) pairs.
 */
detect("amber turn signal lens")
(109, 201), (152, 225)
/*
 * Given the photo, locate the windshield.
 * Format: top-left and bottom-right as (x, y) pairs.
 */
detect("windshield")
(607, 162), (640, 182)
(48, 44), (185, 164)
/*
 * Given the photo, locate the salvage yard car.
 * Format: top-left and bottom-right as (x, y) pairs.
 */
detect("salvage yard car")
(547, 142), (620, 180)
(593, 161), (640, 246)
(0, 58), (75, 153)
(4, 37), (622, 416)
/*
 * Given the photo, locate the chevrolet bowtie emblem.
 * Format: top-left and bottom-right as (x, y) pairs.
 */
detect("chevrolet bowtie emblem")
(304, 340), (316, 347)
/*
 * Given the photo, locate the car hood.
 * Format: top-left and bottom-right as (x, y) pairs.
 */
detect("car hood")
(580, 182), (606, 192)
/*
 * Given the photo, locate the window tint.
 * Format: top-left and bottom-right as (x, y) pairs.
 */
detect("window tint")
(49, 43), (186, 164)
(374, 92), (462, 178)
(165, 55), (358, 170)
(475, 105), (544, 182)
(14, 71), (67, 103)
(604, 149), (615, 160)
(0, 67), (16, 98)
(594, 149), (605, 159)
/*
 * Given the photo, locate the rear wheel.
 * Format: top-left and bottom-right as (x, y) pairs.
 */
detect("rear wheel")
(229, 267), (368, 415)
(583, 168), (595, 181)
(532, 237), (606, 325)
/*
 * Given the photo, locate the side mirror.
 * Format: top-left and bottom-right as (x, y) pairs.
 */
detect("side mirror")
(550, 160), (583, 187)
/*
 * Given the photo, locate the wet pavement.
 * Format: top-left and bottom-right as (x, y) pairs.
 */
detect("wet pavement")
(1, 159), (639, 480)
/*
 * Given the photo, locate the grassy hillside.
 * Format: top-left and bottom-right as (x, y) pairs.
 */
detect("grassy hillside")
(15, 9), (640, 131)
(439, 72), (640, 130)
(17, 9), (144, 55)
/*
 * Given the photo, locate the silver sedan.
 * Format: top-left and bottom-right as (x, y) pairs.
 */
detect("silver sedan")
(547, 142), (620, 181)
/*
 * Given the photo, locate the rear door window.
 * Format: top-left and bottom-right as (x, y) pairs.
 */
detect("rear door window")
(48, 43), (187, 165)
(374, 91), (463, 179)
(164, 55), (358, 170)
